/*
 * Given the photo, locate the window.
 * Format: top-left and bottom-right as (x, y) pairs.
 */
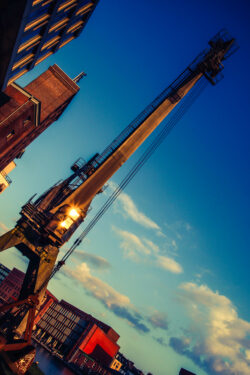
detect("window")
(67, 20), (83, 34)
(23, 116), (31, 126)
(32, 0), (43, 5)
(6, 130), (15, 140)
(58, 36), (74, 49)
(18, 35), (41, 53)
(12, 53), (34, 71)
(49, 17), (69, 33)
(75, 2), (93, 16)
(24, 14), (50, 32)
(57, 0), (77, 12)
(42, 0), (54, 6)
(41, 35), (60, 50)
(63, 3), (77, 13)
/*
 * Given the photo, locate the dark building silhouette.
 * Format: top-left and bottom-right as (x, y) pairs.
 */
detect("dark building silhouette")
(0, 64), (80, 191)
(179, 368), (196, 375)
(0, 0), (99, 90)
(114, 352), (144, 375)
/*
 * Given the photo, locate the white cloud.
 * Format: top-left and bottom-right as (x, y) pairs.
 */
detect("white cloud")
(143, 239), (159, 254)
(62, 262), (150, 333)
(64, 262), (130, 308)
(109, 181), (160, 231)
(170, 282), (250, 375)
(155, 255), (183, 274)
(113, 227), (153, 261)
(114, 227), (183, 274)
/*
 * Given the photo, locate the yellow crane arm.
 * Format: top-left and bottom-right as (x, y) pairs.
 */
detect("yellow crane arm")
(52, 73), (202, 213)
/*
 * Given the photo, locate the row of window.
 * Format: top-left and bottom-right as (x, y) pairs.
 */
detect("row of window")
(1, 114), (32, 144)
(0, 290), (18, 299)
(7, 1), (93, 84)
(38, 321), (80, 343)
(0, 272), (9, 282)
(25, 0), (92, 33)
(50, 303), (81, 320)
(0, 283), (18, 293)
(43, 310), (86, 333)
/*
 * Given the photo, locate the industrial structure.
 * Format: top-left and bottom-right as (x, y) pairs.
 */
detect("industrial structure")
(0, 0), (98, 90)
(34, 299), (120, 366)
(0, 64), (81, 192)
(0, 31), (237, 374)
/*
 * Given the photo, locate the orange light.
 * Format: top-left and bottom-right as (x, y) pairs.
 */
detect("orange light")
(69, 208), (80, 220)
(60, 217), (74, 229)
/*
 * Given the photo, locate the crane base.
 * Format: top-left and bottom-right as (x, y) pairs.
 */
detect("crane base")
(0, 345), (36, 375)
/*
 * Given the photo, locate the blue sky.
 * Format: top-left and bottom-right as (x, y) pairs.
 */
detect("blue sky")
(0, 1), (250, 374)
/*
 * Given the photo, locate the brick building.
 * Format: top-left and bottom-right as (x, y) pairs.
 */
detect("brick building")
(0, 64), (80, 191)
(0, 267), (25, 305)
(33, 299), (120, 370)
(0, 0), (99, 90)
(0, 264), (56, 326)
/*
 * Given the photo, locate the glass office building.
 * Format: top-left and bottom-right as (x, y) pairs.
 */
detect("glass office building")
(0, 0), (99, 90)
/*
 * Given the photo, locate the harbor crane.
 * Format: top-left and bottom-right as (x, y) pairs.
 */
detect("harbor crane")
(0, 30), (237, 374)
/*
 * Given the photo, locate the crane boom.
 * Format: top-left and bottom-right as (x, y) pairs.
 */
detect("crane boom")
(0, 30), (237, 374)
(54, 74), (202, 213)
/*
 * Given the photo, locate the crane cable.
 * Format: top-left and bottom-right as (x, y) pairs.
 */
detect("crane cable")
(38, 77), (208, 291)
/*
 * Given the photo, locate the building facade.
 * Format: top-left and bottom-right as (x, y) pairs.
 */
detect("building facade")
(0, 264), (10, 285)
(33, 299), (120, 371)
(0, 64), (80, 190)
(0, 0), (99, 90)
(0, 264), (56, 325)
(0, 267), (24, 305)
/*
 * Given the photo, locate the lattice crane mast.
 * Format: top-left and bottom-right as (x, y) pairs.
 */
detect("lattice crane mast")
(0, 30), (236, 374)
